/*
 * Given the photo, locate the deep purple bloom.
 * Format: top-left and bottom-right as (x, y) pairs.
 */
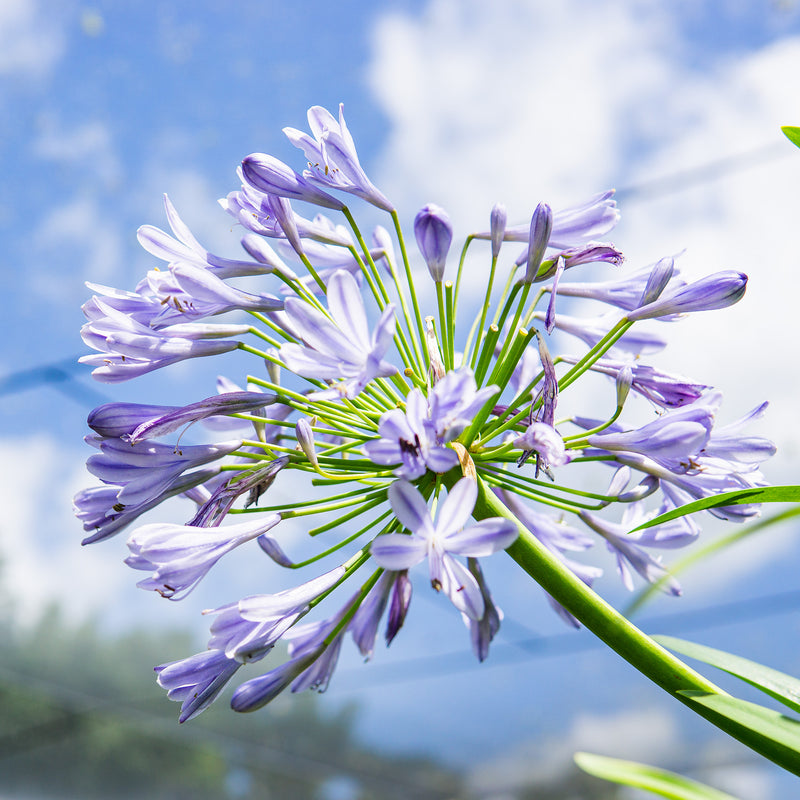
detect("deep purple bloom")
(414, 204), (453, 281)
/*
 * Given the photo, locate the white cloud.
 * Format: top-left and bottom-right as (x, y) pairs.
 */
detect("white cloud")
(0, 435), (126, 626)
(467, 706), (772, 799)
(33, 118), (122, 189)
(0, 0), (65, 79)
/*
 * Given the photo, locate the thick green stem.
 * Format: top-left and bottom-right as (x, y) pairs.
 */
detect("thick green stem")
(467, 473), (800, 775)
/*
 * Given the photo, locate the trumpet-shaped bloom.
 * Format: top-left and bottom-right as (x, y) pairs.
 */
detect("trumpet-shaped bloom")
(126, 514), (281, 599)
(284, 104), (394, 212)
(279, 270), (397, 399)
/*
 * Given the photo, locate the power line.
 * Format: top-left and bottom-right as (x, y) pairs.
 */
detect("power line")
(615, 141), (791, 203)
(336, 587), (800, 689)
(0, 355), (108, 405)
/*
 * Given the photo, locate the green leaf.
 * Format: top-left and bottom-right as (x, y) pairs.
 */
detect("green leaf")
(655, 636), (800, 715)
(677, 691), (800, 771)
(574, 752), (737, 800)
(782, 126), (800, 148)
(625, 506), (800, 615)
(630, 485), (800, 532)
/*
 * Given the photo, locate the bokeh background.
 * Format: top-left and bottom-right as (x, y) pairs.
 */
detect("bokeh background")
(2, 1), (800, 797)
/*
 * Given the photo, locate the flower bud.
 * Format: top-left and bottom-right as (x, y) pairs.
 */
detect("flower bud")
(627, 271), (747, 321)
(414, 204), (453, 281)
(523, 202), (553, 283)
(616, 365), (633, 407)
(490, 202), (507, 260)
(639, 257), (674, 307)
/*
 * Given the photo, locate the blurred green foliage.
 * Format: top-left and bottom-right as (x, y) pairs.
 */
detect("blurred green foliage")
(0, 573), (459, 800)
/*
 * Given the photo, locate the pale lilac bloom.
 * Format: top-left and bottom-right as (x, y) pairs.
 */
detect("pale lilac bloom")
(279, 270), (397, 399)
(542, 310), (667, 355)
(86, 436), (242, 509)
(284, 104), (394, 212)
(579, 505), (689, 595)
(544, 263), (685, 312)
(588, 401), (716, 473)
(137, 193), (276, 279)
(474, 190), (619, 247)
(156, 649), (242, 723)
(627, 271), (747, 321)
(371, 479), (518, 619)
(126, 513), (281, 599)
(209, 566), (346, 662)
(428, 368), (498, 441)
(221, 169), (354, 247)
(414, 204), (453, 281)
(490, 202), (507, 259)
(80, 296), (250, 382)
(75, 466), (221, 545)
(364, 388), (458, 479)
(702, 401), (776, 470)
(140, 262), (283, 325)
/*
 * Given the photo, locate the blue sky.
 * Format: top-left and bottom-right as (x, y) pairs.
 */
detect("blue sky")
(3, 1), (800, 795)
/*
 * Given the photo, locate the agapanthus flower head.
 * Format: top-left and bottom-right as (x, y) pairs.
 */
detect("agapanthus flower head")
(75, 101), (774, 722)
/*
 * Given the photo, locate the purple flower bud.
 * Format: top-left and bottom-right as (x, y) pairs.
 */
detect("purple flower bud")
(490, 202), (507, 260)
(616, 366), (633, 407)
(122, 392), (278, 443)
(627, 271), (747, 321)
(242, 153), (345, 210)
(523, 203), (553, 283)
(385, 570), (412, 646)
(295, 418), (319, 468)
(414, 204), (453, 281)
(639, 257), (675, 307)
